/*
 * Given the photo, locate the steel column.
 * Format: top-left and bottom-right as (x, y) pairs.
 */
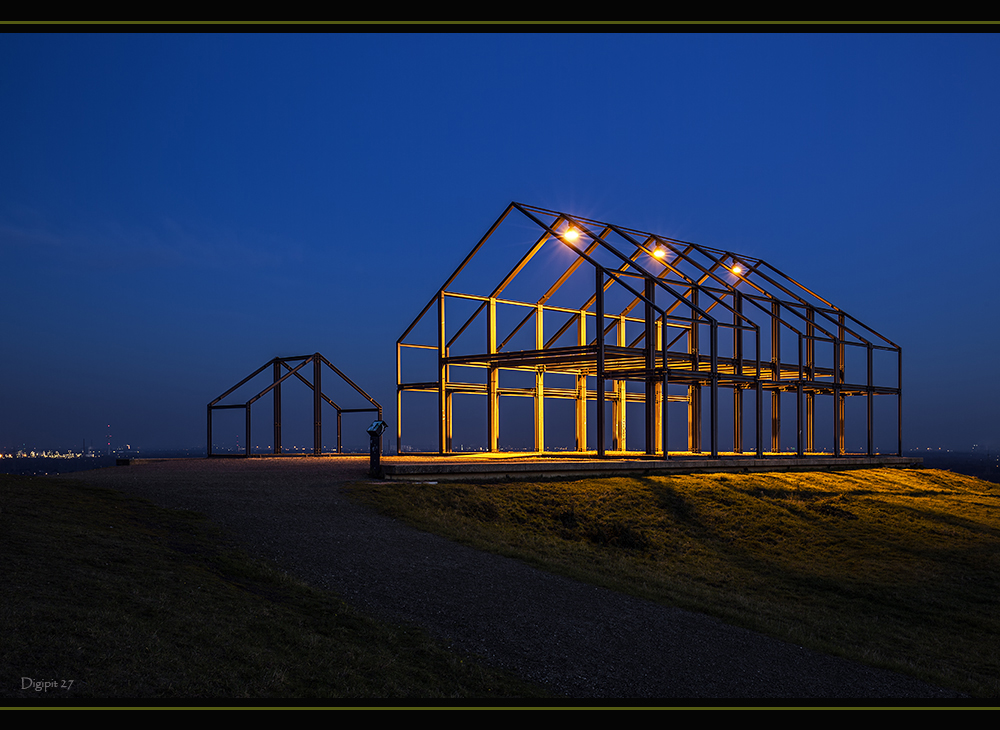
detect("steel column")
(576, 308), (587, 452)
(835, 313), (845, 456)
(313, 354), (321, 455)
(867, 342), (873, 457)
(733, 292), (743, 454)
(396, 342), (402, 458)
(710, 321), (718, 458)
(273, 359), (282, 455)
(613, 313), (626, 452)
(805, 308), (815, 452)
(644, 277), (656, 455)
(534, 303), (545, 452)
(488, 297), (499, 452)
(438, 291), (447, 454)
(771, 300), (781, 453)
(689, 288), (701, 453)
(596, 266), (605, 458)
(661, 319), (669, 458)
(796, 334), (803, 457)
(898, 348), (903, 456)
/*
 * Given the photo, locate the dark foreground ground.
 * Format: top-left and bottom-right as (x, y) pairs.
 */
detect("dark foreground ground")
(65, 457), (967, 702)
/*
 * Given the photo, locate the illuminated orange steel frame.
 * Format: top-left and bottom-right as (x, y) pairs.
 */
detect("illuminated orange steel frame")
(207, 353), (382, 457)
(396, 203), (902, 459)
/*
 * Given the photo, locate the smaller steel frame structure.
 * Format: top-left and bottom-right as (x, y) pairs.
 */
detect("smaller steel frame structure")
(397, 202), (903, 458)
(207, 353), (381, 457)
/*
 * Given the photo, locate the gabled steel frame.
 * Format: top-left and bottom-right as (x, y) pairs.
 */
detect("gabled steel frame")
(397, 202), (902, 459)
(208, 353), (382, 457)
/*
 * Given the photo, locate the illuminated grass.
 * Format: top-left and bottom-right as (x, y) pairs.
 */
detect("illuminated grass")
(346, 468), (1000, 698)
(0, 474), (548, 700)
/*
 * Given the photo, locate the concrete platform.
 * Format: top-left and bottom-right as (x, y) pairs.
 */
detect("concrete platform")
(380, 452), (923, 482)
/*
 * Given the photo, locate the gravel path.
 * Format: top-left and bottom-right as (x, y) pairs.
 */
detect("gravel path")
(66, 456), (965, 700)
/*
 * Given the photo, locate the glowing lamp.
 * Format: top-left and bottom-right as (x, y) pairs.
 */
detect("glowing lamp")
(731, 264), (743, 275)
(563, 227), (579, 242)
(652, 247), (666, 259)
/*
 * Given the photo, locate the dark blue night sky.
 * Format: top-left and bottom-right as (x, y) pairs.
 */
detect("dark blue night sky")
(2, 32), (998, 454)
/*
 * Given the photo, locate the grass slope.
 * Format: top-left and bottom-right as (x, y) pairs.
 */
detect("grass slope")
(346, 468), (1000, 698)
(0, 474), (548, 702)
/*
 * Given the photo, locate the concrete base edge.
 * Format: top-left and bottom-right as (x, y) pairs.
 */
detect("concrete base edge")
(381, 455), (923, 482)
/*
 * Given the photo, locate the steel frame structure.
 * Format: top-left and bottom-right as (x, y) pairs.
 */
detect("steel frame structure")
(208, 353), (381, 457)
(397, 203), (902, 459)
